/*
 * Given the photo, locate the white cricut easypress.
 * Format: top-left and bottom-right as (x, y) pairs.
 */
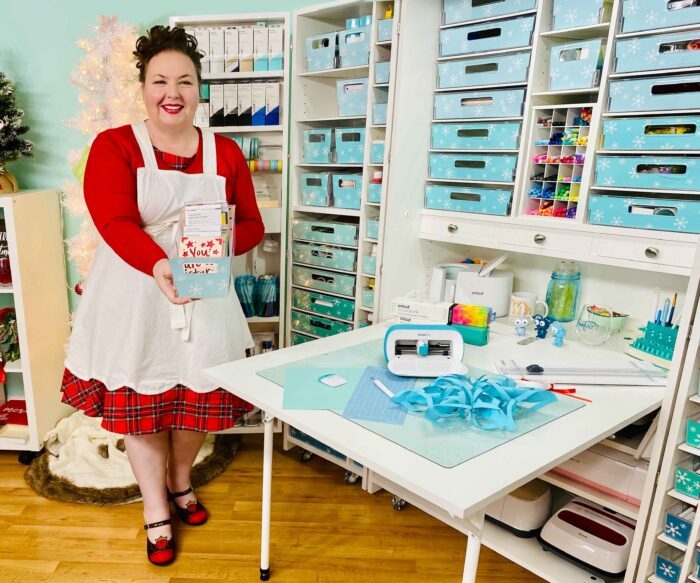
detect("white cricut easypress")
(384, 324), (467, 377)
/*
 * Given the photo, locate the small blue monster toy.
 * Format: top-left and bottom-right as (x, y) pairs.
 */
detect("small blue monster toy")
(513, 316), (530, 337)
(533, 315), (554, 339)
(550, 321), (566, 347)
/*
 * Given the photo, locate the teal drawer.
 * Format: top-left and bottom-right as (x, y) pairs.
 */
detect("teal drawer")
(588, 194), (700, 234)
(292, 265), (356, 296)
(361, 288), (375, 309)
(426, 184), (512, 215)
(332, 173), (362, 210)
(675, 457), (700, 499)
(432, 121), (522, 150)
(291, 310), (353, 338)
(601, 116), (700, 151)
(292, 288), (355, 321)
(292, 218), (358, 247)
(444, 0), (538, 25)
(368, 182), (382, 203)
(292, 242), (357, 271)
(300, 172), (331, 207)
(371, 141), (385, 164)
(687, 415), (700, 449)
(366, 218), (379, 240)
(363, 255), (377, 276)
(440, 16), (536, 57)
(621, 0), (700, 34)
(434, 88), (526, 119)
(437, 52), (531, 89)
(291, 332), (316, 346)
(608, 74), (700, 113)
(429, 153), (517, 182)
(595, 155), (700, 192)
(616, 31), (700, 74)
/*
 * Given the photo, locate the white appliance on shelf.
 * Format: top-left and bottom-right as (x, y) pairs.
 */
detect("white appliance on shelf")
(484, 479), (551, 538)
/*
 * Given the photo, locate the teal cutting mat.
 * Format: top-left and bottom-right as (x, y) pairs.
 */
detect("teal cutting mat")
(258, 339), (585, 468)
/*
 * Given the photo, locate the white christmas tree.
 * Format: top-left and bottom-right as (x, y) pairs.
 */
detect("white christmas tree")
(64, 16), (146, 293)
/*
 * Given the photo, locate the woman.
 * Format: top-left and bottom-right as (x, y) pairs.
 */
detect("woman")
(61, 25), (264, 566)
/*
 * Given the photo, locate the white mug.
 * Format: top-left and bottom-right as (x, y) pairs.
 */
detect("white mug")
(509, 292), (548, 318)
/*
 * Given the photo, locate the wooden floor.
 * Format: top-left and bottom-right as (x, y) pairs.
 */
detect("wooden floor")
(0, 434), (545, 583)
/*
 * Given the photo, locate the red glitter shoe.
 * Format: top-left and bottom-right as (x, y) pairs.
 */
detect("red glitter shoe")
(169, 486), (208, 526)
(144, 518), (176, 566)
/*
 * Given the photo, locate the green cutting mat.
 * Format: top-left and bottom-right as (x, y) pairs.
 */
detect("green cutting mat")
(258, 339), (584, 468)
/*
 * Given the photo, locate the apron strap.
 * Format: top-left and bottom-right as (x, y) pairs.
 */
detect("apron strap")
(202, 129), (218, 176)
(131, 122), (159, 169)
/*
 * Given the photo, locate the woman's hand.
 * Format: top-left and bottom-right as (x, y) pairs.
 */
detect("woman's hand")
(153, 258), (191, 305)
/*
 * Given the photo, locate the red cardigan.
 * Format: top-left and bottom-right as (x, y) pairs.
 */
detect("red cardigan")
(83, 124), (264, 276)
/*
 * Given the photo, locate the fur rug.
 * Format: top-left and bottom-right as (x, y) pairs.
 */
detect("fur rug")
(24, 412), (240, 505)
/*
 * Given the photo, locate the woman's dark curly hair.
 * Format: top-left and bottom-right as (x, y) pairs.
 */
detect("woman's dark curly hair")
(133, 25), (203, 84)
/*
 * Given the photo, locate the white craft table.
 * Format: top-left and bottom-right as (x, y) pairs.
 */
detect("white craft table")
(203, 321), (665, 582)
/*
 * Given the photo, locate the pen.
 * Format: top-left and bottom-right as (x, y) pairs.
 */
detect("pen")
(371, 377), (394, 398)
(651, 287), (660, 322)
(667, 292), (677, 327)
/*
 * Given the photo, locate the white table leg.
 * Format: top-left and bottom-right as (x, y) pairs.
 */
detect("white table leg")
(462, 530), (482, 583)
(260, 412), (274, 581)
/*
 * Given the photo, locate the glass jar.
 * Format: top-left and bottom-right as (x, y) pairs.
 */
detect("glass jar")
(545, 260), (580, 322)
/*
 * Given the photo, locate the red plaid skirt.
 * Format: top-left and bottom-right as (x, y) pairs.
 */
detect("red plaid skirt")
(60, 369), (253, 435)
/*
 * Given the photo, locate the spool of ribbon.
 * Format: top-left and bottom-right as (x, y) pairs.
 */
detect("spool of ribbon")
(248, 160), (283, 173)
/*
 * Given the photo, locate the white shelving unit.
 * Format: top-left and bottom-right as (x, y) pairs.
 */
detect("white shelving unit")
(0, 190), (71, 455)
(170, 12), (290, 351)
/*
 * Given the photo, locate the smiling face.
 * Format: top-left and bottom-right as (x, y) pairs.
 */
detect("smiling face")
(141, 50), (199, 131)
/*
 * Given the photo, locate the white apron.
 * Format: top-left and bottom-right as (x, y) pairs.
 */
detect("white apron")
(65, 122), (253, 394)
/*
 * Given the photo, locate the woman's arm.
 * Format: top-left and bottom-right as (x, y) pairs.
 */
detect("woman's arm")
(83, 131), (168, 276)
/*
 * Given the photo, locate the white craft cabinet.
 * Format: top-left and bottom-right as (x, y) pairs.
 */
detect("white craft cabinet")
(0, 189), (71, 455)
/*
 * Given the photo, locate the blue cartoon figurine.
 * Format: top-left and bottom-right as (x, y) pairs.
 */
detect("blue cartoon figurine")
(513, 316), (530, 337)
(550, 321), (566, 347)
(533, 315), (553, 339)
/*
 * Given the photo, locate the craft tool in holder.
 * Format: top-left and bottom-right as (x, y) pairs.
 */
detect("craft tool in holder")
(254, 274), (280, 317)
(234, 274), (256, 317)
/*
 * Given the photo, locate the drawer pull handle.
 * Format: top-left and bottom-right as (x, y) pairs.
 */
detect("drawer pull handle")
(534, 234), (546, 244)
(645, 247), (659, 259)
(447, 224), (459, 233)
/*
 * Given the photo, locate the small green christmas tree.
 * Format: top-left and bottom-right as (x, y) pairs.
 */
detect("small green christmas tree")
(0, 72), (33, 168)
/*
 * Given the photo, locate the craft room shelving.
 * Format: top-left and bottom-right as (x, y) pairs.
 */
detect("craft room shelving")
(170, 11), (291, 351)
(0, 190), (71, 455)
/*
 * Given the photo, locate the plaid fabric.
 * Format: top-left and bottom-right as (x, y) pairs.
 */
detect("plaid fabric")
(61, 368), (253, 435)
(154, 147), (195, 171)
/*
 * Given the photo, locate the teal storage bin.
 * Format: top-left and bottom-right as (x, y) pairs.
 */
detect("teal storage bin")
(595, 155), (700, 192)
(291, 310), (353, 338)
(292, 218), (359, 247)
(377, 18), (393, 42)
(338, 26), (370, 68)
(429, 153), (517, 182)
(336, 78), (368, 117)
(361, 288), (374, 309)
(601, 116), (700, 151)
(292, 265), (356, 297)
(291, 332), (316, 345)
(616, 30), (700, 74)
(335, 128), (365, 163)
(373, 102), (388, 125)
(434, 88), (526, 119)
(292, 241), (357, 271)
(306, 32), (337, 72)
(439, 16), (536, 57)
(425, 184), (512, 216)
(687, 415), (700, 449)
(443, 0), (538, 25)
(292, 288), (355, 321)
(608, 74), (700, 113)
(588, 194), (700, 234)
(371, 141), (385, 164)
(368, 182), (382, 203)
(675, 456), (700, 498)
(303, 129), (333, 163)
(553, 0), (610, 30)
(655, 546), (684, 583)
(437, 52), (531, 90)
(300, 172), (331, 207)
(375, 61), (390, 84)
(621, 0), (700, 33)
(332, 173), (362, 210)
(664, 502), (695, 545)
(549, 39), (604, 91)
(432, 121), (522, 150)
(171, 257), (230, 299)
(363, 255), (377, 276)
(366, 218), (379, 240)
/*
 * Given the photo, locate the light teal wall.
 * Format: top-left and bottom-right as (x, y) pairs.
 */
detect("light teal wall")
(0, 0), (320, 308)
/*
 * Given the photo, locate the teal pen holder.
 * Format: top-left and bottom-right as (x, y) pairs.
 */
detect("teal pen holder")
(627, 321), (678, 368)
(450, 323), (489, 347)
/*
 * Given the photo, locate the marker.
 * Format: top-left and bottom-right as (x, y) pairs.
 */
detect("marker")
(667, 292), (677, 327)
(371, 377), (394, 398)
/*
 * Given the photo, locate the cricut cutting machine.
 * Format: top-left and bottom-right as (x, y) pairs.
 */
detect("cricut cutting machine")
(384, 324), (467, 377)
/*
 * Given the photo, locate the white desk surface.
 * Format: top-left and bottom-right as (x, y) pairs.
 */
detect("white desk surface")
(203, 321), (664, 520)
